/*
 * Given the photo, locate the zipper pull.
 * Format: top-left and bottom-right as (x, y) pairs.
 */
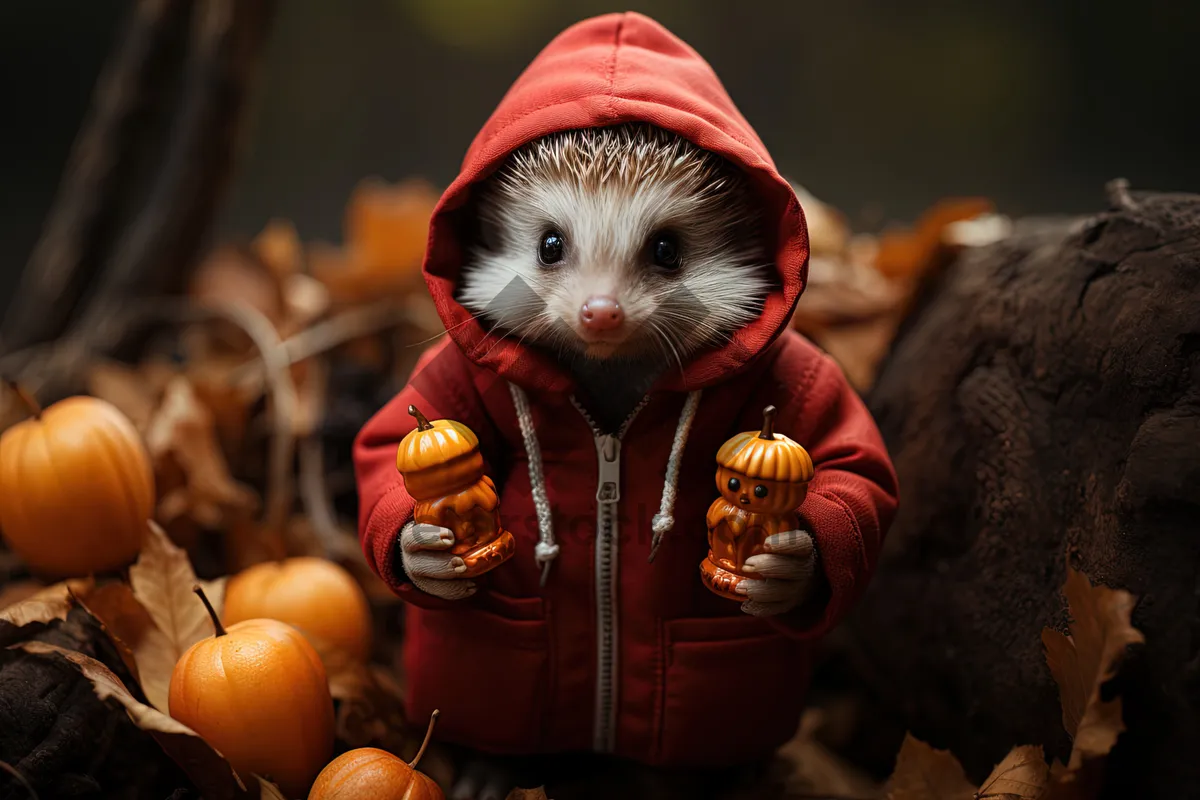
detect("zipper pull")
(595, 435), (621, 503)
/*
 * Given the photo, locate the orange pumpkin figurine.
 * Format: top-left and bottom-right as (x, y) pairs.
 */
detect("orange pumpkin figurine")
(308, 711), (444, 800)
(701, 405), (814, 600)
(395, 405), (514, 577)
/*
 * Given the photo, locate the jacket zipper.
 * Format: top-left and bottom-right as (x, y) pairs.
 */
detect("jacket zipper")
(572, 395), (650, 753)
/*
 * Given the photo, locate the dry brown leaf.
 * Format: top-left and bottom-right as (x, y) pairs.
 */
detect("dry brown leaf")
(874, 198), (993, 280)
(886, 734), (975, 800)
(190, 244), (287, 335)
(17, 641), (253, 798)
(0, 580), (45, 611)
(776, 709), (882, 799)
(1042, 565), (1143, 789)
(323, 641), (413, 756)
(87, 361), (163, 432)
(127, 522), (226, 710)
(505, 789), (550, 800)
(74, 581), (149, 684)
(0, 578), (94, 643)
(311, 178), (438, 306)
(255, 776), (287, 799)
(251, 219), (303, 281)
(146, 375), (258, 528)
(791, 183), (851, 258)
(976, 745), (1050, 799)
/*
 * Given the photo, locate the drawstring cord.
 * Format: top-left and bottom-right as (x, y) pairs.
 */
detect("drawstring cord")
(648, 389), (702, 562)
(509, 382), (558, 587)
(508, 383), (703, 584)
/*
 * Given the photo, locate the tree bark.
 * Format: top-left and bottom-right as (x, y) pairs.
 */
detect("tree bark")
(841, 184), (1200, 797)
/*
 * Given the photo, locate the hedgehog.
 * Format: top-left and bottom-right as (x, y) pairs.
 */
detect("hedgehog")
(459, 124), (773, 428)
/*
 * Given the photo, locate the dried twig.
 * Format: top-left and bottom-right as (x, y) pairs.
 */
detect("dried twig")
(232, 298), (439, 393)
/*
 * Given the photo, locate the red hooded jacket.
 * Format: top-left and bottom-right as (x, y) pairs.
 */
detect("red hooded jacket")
(355, 12), (897, 766)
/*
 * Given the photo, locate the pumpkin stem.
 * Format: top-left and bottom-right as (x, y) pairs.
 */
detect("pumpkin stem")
(759, 405), (777, 440)
(409, 709), (440, 769)
(193, 585), (226, 637)
(2, 379), (42, 420)
(408, 404), (434, 432)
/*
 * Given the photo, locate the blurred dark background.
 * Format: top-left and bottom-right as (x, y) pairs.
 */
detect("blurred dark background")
(2, 0), (1198, 310)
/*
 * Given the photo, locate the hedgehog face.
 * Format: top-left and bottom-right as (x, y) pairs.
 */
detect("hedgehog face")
(460, 124), (771, 364)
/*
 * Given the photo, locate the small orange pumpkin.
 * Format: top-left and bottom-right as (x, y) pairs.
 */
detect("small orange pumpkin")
(0, 383), (154, 577)
(224, 557), (372, 661)
(308, 712), (444, 800)
(701, 406), (814, 600)
(170, 587), (334, 796)
(395, 405), (514, 577)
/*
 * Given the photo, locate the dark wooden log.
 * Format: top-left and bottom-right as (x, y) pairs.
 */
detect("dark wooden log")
(839, 183), (1200, 797)
(0, 609), (195, 799)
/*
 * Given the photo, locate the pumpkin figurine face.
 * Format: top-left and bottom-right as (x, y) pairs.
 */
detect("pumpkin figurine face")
(701, 406), (814, 600)
(396, 406), (515, 577)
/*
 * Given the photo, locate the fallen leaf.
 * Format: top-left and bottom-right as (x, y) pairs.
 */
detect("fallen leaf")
(251, 219), (303, 281)
(127, 522), (227, 710)
(0, 580), (44, 611)
(311, 178), (438, 307)
(190, 244), (287, 335)
(0, 578), (94, 645)
(321, 642), (419, 763)
(146, 375), (259, 528)
(791, 183), (851, 258)
(74, 581), (154, 686)
(874, 198), (993, 280)
(17, 641), (253, 798)
(1041, 565), (1143, 790)
(87, 361), (164, 432)
(505, 789), (550, 800)
(256, 776), (287, 799)
(776, 708), (882, 799)
(975, 745), (1049, 799)
(886, 734), (974, 800)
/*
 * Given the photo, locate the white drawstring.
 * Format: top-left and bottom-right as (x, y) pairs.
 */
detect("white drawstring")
(507, 383), (704, 583)
(509, 383), (558, 586)
(648, 390), (702, 562)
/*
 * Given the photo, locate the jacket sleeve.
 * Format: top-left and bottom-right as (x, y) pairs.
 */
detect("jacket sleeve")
(353, 337), (501, 609)
(769, 348), (898, 639)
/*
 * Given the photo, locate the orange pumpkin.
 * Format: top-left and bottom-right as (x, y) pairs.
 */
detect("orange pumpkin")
(701, 406), (814, 600)
(0, 384), (154, 577)
(170, 588), (334, 796)
(308, 712), (444, 800)
(395, 405), (514, 577)
(224, 557), (372, 661)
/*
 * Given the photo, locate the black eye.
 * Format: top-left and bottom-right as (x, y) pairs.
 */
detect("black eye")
(650, 232), (681, 270)
(754, 485), (768, 498)
(539, 231), (565, 265)
(727, 477), (741, 491)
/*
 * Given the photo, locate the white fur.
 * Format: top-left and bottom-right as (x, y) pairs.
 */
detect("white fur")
(460, 125), (771, 365)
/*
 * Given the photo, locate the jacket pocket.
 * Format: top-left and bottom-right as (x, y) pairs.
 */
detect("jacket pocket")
(404, 594), (549, 752)
(658, 615), (810, 766)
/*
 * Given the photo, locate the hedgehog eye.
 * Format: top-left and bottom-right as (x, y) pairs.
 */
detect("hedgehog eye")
(727, 477), (741, 491)
(754, 485), (768, 498)
(539, 231), (565, 265)
(650, 231), (682, 270)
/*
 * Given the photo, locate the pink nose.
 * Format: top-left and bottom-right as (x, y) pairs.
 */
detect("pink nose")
(579, 296), (624, 332)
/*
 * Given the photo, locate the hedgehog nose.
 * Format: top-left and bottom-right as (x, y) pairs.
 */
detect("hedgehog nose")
(580, 296), (624, 332)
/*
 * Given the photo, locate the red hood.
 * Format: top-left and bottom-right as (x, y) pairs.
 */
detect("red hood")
(422, 12), (809, 393)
